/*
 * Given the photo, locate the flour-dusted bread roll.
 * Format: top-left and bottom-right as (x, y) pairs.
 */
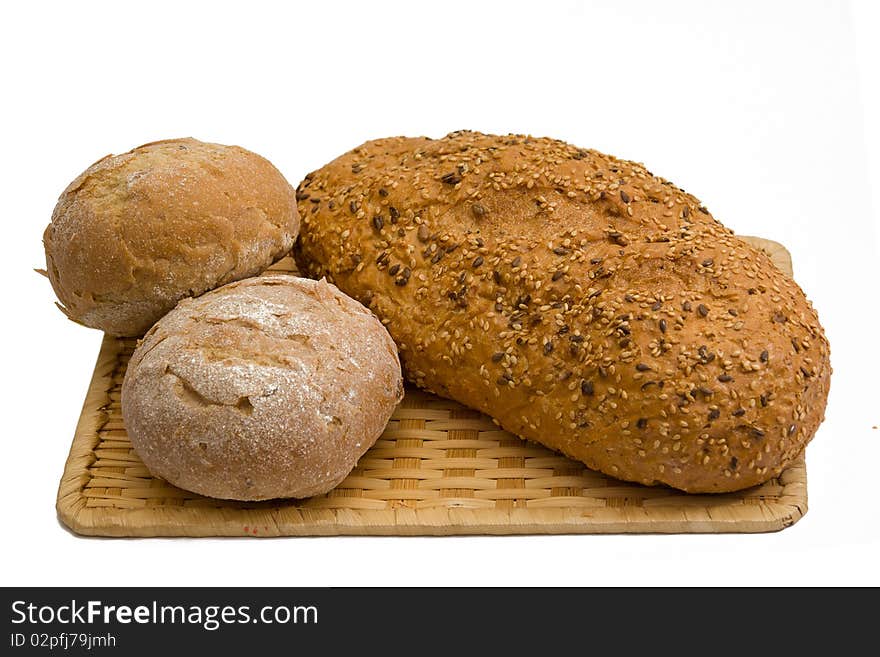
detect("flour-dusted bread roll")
(294, 131), (831, 493)
(44, 138), (300, 336)
(121, 274), (403, 500)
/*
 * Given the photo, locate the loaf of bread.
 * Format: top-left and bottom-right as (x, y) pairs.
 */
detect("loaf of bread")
(294, 131), (830, 493)
(44, 138), (299, 336)
(121, 274), (403, 500)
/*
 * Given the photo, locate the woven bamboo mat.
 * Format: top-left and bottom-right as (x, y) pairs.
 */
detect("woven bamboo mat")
(56, 236), (806, 536)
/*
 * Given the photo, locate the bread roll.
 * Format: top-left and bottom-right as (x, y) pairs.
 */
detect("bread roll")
(44, 138), (299, 336)
(121, 274), (403, 501)
(294, 131), (831, 493)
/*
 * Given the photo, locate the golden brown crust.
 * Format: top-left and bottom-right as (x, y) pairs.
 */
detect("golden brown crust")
(44, 138), (300, 336)
(121, 274), (404, 501)
(294, 131), (831, 493)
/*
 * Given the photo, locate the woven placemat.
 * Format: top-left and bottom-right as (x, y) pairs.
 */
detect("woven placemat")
(56, 236), (806, 536)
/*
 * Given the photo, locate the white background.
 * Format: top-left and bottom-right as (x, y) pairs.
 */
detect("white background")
(1, 0), (878, 586)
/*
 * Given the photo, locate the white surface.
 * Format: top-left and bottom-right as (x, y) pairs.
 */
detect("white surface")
(1, 0), (878, 587)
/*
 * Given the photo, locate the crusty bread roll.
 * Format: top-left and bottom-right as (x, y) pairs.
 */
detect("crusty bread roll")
(294, 131), (831, 493)
(121, 274), (403, 500)
(44, 138), (299, 336)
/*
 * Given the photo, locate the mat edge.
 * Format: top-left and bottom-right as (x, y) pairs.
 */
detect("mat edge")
(56, 335), (125, 535)
(61, 459), (807, 537)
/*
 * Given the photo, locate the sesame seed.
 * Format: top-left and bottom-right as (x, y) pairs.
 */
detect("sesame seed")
(607, 231), (627, 246)
(697, 304), (709, 317)
(472, 256), (484, 268)
(373, 215), (384, 231)
(698, 345), (715, 363)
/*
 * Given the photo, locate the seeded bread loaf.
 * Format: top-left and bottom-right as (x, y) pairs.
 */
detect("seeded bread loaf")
(44, 138), (300, 336)
(121, 274), (403, 501)
(294, 131), (830, 493)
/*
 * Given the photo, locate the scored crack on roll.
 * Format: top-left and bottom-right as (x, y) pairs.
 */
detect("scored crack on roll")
(293, 130), (831, 493)
(121, 274), (404, 501)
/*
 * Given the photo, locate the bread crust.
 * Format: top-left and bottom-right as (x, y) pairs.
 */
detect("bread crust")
(121, 274), (403, 501)
(294, 131), (831, 493)
(44, 138), (300, 336)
